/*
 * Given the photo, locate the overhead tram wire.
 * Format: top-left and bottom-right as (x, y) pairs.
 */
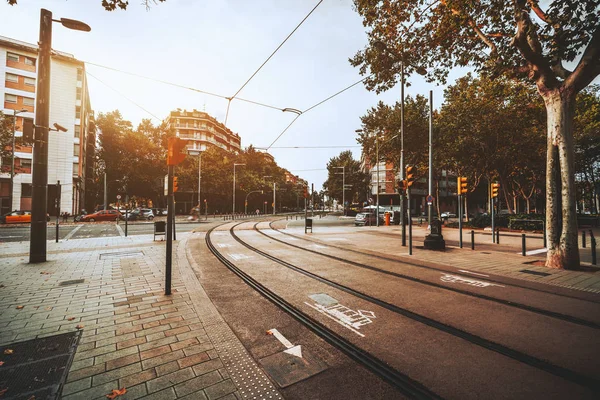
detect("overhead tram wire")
(84, 61), (287, 112)
(86, 71), (163, 121)
(265, 75), (371, 150)
(224, 0), (324, 126)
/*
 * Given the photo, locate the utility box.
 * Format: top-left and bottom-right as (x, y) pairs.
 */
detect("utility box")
(154, 221), (166, 241)
(305, 218), (313, 234)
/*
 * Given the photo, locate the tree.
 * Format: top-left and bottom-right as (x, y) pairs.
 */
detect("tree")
(0, 112), (14, 170)
(323, 151), (369, 207)
(6, 0), (166, 11)
(351, 0), (600, 269)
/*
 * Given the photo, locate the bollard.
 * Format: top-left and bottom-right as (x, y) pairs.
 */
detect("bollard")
(497, 228), (500, 244)
(591, 236), (597, 265)
(471, 230), (475, 250)
(522, 233), (526, 256)
(582, 231), (586, 248)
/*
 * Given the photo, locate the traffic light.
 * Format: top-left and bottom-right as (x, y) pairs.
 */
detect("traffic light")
(167, 137), (187, 166)
(457, 176), (468, 195)
(491, 182), (500, 198)
(22, 118), (34, 143)
(406, 166), (415, 187)
(173, 176), (179, 192)
(397, 179), (407, 191)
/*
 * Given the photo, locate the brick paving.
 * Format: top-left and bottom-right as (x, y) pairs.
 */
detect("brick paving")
(0, 232), (279, 400)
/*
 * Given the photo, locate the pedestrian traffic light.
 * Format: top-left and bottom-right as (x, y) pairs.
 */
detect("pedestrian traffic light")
(491, 182), (500, 198)
(173, 176), (179, 192)
(167, 137), (187, 166)
(458, 176), (468, 195)
(406, 166), (415, 187)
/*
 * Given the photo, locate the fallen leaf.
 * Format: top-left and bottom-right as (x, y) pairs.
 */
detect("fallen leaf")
(27, 395), (35, 400)
(15, 306), (24, 310)
(3, 350), (13, 355)
(0, 388), (7, 396)
(0, 361), (4, 366)
(45, 307), (52, 311)
(67, 317), (75, 321)
(106, 388), (127, 399)
(75, 325), (84, 330)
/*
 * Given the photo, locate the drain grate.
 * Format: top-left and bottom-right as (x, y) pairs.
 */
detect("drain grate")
(520, 269), (552, 277)
(58, 279), (85, 286)
(0, 331), (81, 399)
(99, 251), (143, 260)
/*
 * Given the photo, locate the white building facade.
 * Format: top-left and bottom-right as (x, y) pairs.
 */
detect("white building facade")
(0, 36), (94, 216)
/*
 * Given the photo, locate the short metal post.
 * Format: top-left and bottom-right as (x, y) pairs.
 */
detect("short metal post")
(471, 230), (475, 250)
(408, 189), (412, 255)
(496, 228), (500, 244)
(543, 219), (547, 248)
(582, 231), (586, 248)
(522, 234), (526, 256)
(591, 236), (596, 265)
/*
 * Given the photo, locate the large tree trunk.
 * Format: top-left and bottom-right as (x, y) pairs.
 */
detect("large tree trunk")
(543, 88), (580, 269)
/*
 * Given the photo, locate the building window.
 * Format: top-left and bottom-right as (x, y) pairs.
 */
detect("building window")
(7, 52), (19, 62)
(24, 57), (35, 66)
(24, 77), (35, 86)
(73, 163), (79, 175)
(6, 73), (18, 83)
(20, 159), (32, 170)
(74, 125), (81, 138)
(77, 68), (83, 81)
(76, 87), (81, 100)
(23, 97), (35, 107)
(21, 183), (32, 197)
(75, 106), (81, 119)
(4, 94), (17, 103)
(74, 143), (80, 157)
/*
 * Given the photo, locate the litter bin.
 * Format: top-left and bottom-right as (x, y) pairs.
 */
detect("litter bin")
(305, 218), (313, 233)
(154, 221), (166, 241)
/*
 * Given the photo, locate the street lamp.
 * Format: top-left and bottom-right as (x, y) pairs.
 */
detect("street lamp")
(10, 108), (28, 212)
(233, 163), (245, 216)
(30, 9), (90, 263)
(334, 166), (346, 215)
(263, 176), (276, 215)
(188, 149), (202, 215)
(244, 190), (263, 214)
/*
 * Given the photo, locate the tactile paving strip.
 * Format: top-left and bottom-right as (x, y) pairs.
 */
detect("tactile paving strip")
(178, 235), (282, 399)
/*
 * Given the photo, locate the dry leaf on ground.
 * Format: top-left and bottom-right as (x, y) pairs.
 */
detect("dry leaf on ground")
(75, 325), (84, 330)
(0, 361), (4, 366)
(3, 349), (13, 355)
(106, 388), (127, 399)
(0, 388), (8, 396)
(67, 317), (75, 321)
(15, 306), (24, 310)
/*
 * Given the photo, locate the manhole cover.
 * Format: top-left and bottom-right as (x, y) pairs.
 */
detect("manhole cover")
(99, 251), (143, 259)
(519, 269), (552, 277)
(58, 279), (85, 286)
(0, 331), (81, 399)
(259, 349), (327, 388)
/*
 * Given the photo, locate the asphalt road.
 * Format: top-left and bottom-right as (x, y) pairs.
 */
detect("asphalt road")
(0, 220), (206, 242)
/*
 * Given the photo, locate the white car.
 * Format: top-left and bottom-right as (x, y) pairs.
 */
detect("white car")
(441, 212), (457, 218)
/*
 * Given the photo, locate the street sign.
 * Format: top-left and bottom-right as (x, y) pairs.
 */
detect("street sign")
(426, 195), (434, 203)
(116, 195), (121, 200)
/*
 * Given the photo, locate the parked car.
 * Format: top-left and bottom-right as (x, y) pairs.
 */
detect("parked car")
(152, 208), (167, 216)
(0, 210), (31, 224)
(80, 209), (123, 222)
(441, 212), (457, 218)
(354, 211), (382, 226)
(137, 208), (155, 220)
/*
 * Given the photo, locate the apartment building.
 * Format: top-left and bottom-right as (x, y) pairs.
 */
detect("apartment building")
(166, 109), (241, 154)
(0, 36), (94, 216)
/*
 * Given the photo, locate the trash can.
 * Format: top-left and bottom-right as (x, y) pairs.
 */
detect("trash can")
(305, 218), (313, 233)
(385, 213), (390, 226)
(154, 221), (166, 241)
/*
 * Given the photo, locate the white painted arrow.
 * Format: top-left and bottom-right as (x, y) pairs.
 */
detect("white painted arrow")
(267, 328), (303, 358)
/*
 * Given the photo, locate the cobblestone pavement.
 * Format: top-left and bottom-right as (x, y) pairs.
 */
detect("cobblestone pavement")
(0, 232), (280, 400)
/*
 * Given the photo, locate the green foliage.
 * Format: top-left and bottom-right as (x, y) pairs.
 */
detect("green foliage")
(323, 151), (369, 205)
(6, 0), (167, 10)
(0, 112), (14, 165)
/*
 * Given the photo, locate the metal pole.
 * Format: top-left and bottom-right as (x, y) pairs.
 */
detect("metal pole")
(428, 90), (433, 227)
(311, 183), (314, 217)
(342, 166), (345, 216)
(198, 152), (201, 211)
(400, 61), (406, 246)
(104, 172), (107, 210)
(591, 236), (597, 265)
(10, 110), (20, 213)
(125, 193), (128, 237)
(165, 165), (173, 295)
(582, 230), (586, 248)
(55, 180), (60, 243)
(376, 135), (380, 227)
(408, 188), (412, 255)
(522, 234), (526, 256)
(30, 9), (52, 263)
(233, 165), (236, 217)
(471, 230), (475, 250)
(273, 182), (276, 215)
(458, 194), (463, 248)
(491, 193), (496, 243)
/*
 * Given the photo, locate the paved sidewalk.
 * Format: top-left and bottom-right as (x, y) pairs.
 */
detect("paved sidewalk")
(0, 233), (280, 399)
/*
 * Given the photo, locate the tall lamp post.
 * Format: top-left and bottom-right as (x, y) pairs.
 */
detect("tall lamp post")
(188, 149), (202, 214)
(244, 190), (263, 214)
(10, 108), (28, 213)
(233, 163), (245, 216)
(334, 166), (345, 215)
(30, 9), (90, 263)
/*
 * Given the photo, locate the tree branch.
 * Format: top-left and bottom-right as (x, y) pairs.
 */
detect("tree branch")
(526, 0), (552, 25)
(566, 25), (600, 93)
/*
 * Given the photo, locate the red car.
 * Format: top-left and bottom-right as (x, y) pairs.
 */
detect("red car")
(79, 209), (123, 222)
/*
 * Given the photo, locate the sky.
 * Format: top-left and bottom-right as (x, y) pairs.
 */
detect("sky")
(0, 0), (464, 190)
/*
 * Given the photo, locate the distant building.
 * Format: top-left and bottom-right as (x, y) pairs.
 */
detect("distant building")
(0, 35), (94, 215)
(166, 109), (241, 154)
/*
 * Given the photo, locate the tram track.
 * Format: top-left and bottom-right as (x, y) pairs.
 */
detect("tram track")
(205, 222), (443, 400)
(220, 221), (600, 394)
(253, 222), (600, 330)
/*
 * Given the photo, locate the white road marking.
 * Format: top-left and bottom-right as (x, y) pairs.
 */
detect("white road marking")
(228, 253), (251, 261)
(216, 243), (231, 248)
(304, 301), (376, 337)
(310, 244), (327, 249)
(322, 237), (348, 241)
(458, 269), (489, 278)
(63, 225), (82, 240)
(1, 236), (25, 239)
(520, 248), (548, 256)
(441, 274), (504, 288)
(267, 328), (303, 358)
